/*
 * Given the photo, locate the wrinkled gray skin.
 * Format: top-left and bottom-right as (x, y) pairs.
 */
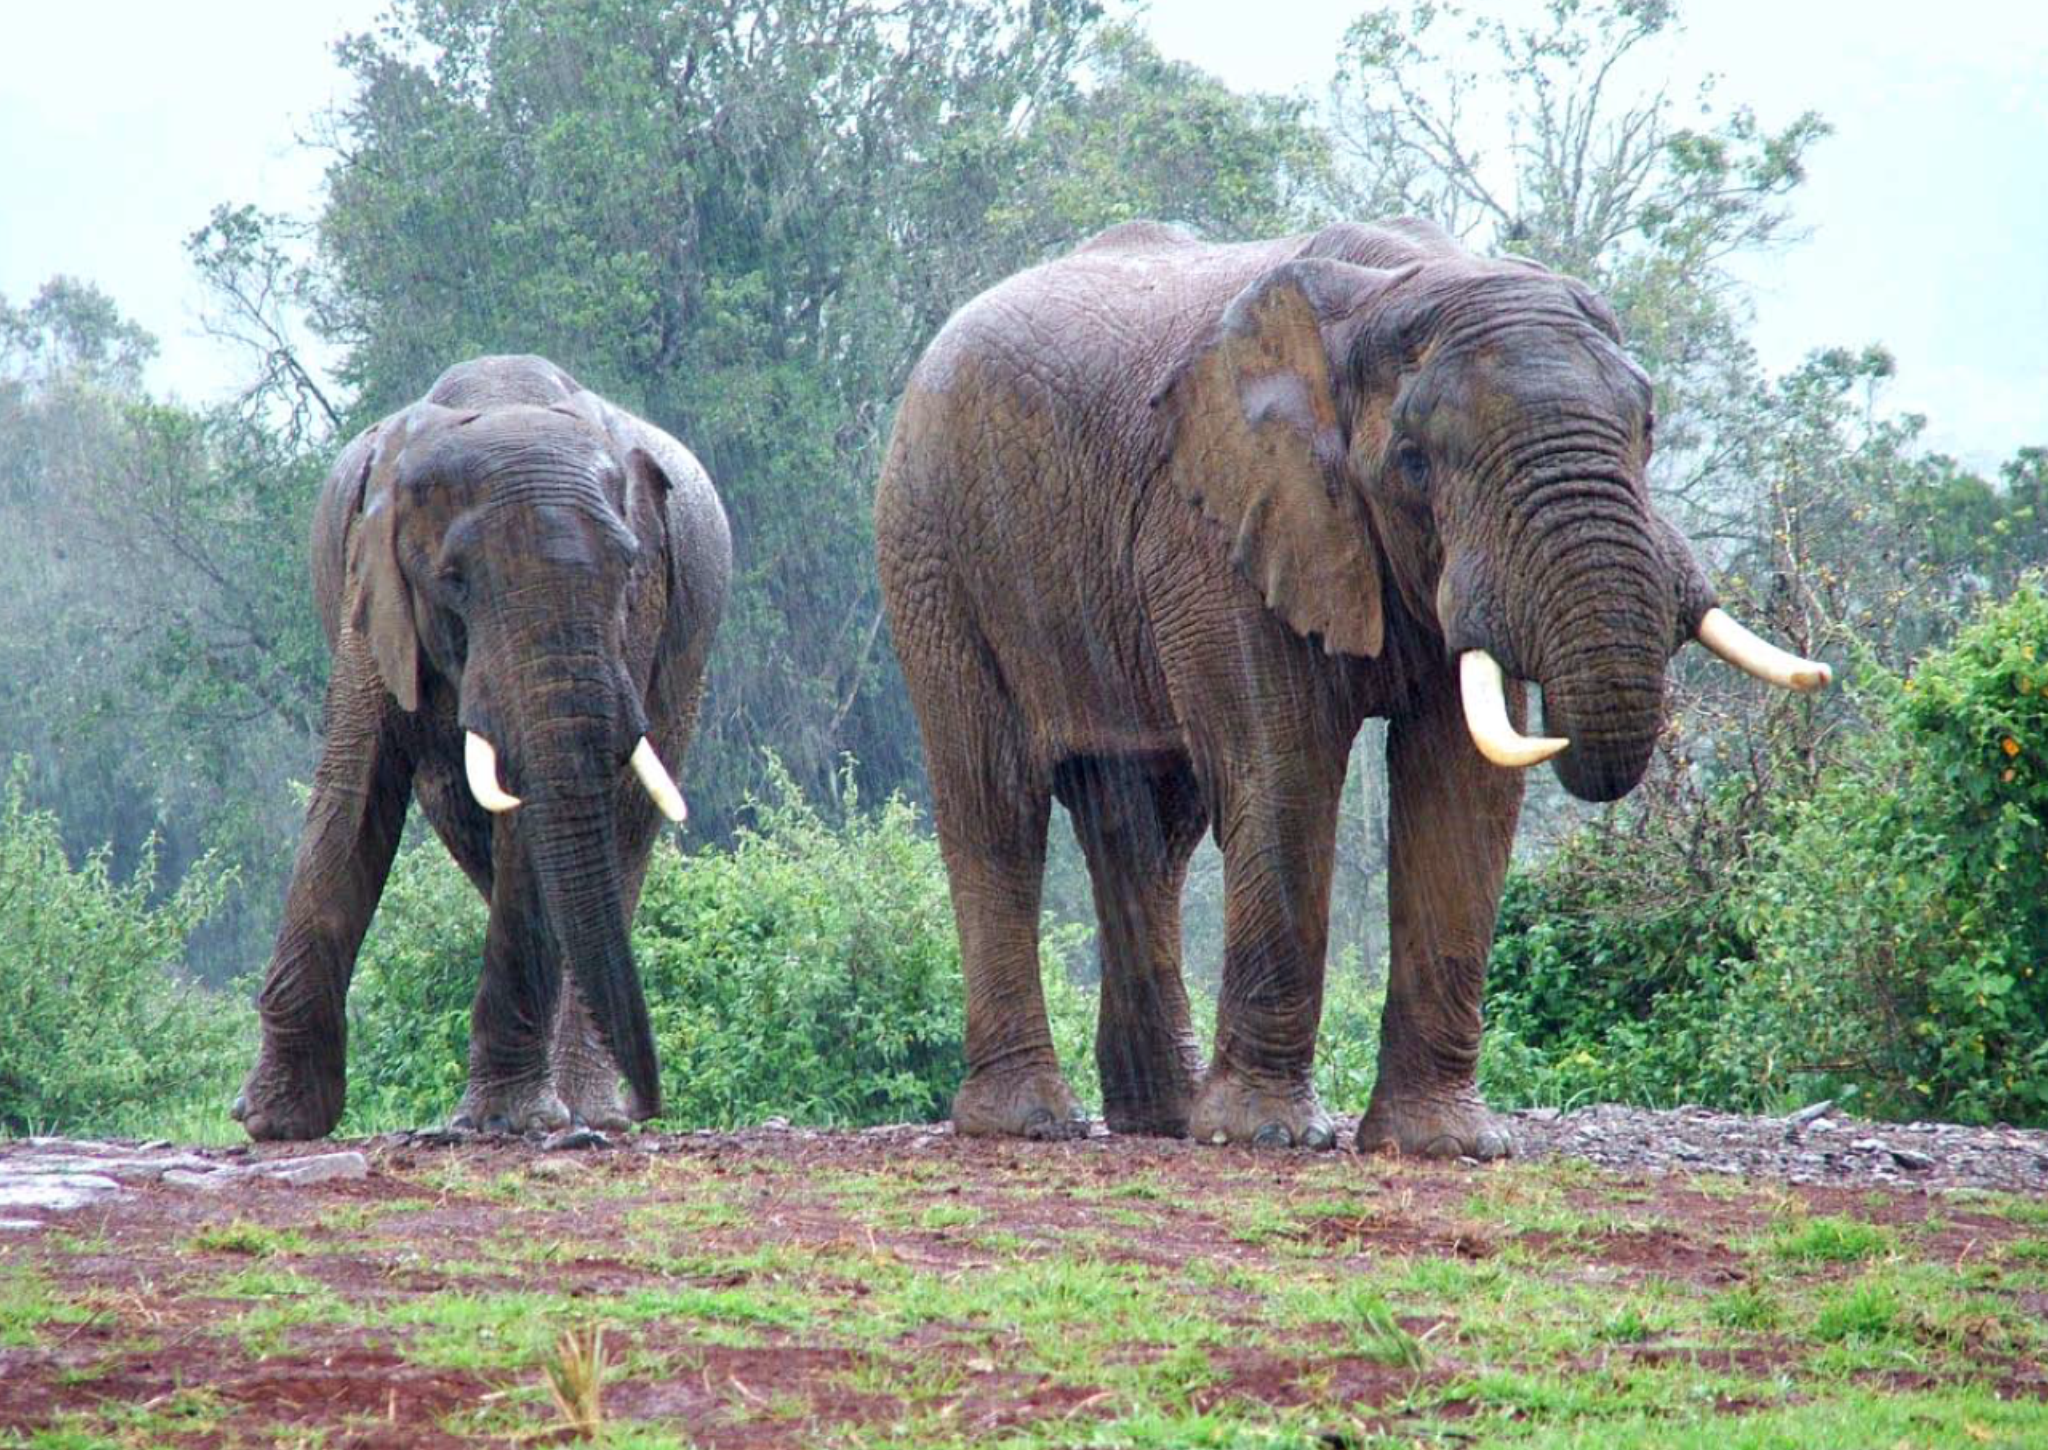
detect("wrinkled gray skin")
(876, 219), (1717, 1157)
(235, 355), (730, 1140)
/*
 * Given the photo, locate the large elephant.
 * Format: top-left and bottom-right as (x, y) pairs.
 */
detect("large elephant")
(875, 219), (1826, 1157)
(235, 355), (731, 1141)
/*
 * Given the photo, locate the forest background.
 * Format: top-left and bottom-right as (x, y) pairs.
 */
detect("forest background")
(2, 0), (2044, 1138)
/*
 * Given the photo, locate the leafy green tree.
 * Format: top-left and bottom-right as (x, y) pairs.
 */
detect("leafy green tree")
(0, 277), (328, 981)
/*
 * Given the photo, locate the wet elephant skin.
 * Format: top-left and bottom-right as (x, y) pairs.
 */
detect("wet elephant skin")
(875, 219), (1720, 1158)
(235, 354), (730, 1141)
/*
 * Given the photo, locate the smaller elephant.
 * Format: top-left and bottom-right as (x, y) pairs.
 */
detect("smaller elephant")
(235, 355), (730, 1140)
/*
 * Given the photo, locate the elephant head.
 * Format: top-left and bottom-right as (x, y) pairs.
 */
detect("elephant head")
(1154, 249), (1827, 801)
(347, 400), (687, 1114)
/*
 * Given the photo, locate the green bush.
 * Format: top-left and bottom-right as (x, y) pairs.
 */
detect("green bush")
(1732, 578), (2048, 1122)
(633, 760), (972, 1127)
(0, 759), (246, 1135)
(1483, 820), (1761, 1112)
(1485, 576), (2048, 1126)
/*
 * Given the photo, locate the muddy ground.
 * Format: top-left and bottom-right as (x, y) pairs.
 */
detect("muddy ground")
(2, 1107), (2046, 1447)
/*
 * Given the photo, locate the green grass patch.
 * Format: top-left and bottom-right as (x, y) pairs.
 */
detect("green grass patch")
(1767, 1214), (1895, 1264)
(187, 1219), (310, 1257)
(0, 1268), (90, 1347)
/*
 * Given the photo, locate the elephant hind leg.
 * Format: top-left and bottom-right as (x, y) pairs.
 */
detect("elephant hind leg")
(1055, 753), (1207, 1137)
(891, 579), (1079, 1139)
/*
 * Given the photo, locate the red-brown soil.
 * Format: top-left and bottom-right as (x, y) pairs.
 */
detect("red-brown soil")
(1, 1114), (2044, 1447)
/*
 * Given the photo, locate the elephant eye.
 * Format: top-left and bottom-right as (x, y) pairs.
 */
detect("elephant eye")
(1394, 439), (1431, 490)
(436, 562), (470, 604)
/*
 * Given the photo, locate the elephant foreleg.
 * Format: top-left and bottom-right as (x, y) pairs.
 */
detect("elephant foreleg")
(1058, 755), (1207, 1137)
(235, 655), (413, 1140)
(454, 824), (572, 1135)
(1357, 664), (1523, 1159)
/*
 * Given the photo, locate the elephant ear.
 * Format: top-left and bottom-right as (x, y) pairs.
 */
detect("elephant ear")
(622, 446), (673, 537)
(348, 412), (423, 713)
(1153, 258), (1414, 658)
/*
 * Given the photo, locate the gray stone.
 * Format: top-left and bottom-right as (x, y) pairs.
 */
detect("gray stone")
(541, 1128), (609, 1152)
(0, 1171), (122, 1212)
(162, 1168), (239, 1192)
(161, 1151), (369, 1192)
(11, 1151), (214, 1182)
(1890, 1147), (1936, 1171)
(1783, 1100), (1835, 1138)
(257, 1152), (370, 1186)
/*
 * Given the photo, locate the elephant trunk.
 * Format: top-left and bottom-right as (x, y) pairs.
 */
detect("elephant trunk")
(1448, 452), (1677, 803)
(1523, 504), (1675, 802)
(511, 671), (662, 1120)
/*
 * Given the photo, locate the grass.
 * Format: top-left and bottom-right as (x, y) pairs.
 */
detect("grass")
(2, 1144), (2044, 1448)
(1766, 1213), (1896, 1264)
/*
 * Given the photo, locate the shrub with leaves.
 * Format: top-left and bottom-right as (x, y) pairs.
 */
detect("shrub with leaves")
(1732, 578), (2048, 1123)
(0, 759), (245, 1134)
(1485, 577), (2048, 1126)
(631, 760), (971, 1127)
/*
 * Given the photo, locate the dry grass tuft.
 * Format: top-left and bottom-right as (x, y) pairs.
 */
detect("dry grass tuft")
(544, 1323), (607, 1438)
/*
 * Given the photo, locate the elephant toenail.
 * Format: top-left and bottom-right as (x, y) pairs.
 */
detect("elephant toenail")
(483, 1113), (513, 1135)
(1301, 1123), (1336, 1151)
(1252, 1123), (1293, 1149)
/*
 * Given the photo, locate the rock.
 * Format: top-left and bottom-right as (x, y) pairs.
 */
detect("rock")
(1525, 1107), (1563, 1124)
(261, 1152), (369, 1186)
(163, 1151), (369, 1193)
(1889, 1147), (1935, 1171)
(541, 1128), (610, 1152)
(1783, 1100), (1834, 1139)
(760, 1117), (792, 1132)
(1850, 1138), (1888, 1154)
(0, 1218), (46, 1231)
(0, 1171), (122, 1213)
(10, 1151), (215, 1182)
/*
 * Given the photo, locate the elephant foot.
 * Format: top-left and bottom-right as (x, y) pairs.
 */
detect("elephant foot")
(550, 985), (649, 1132)
(450, 1080), (573, 1137)
(1356, 1086), (1514, 1160)
(953, 1060), (1089, 1140)
(232, 1046), (345, 1142)
(1100, 1050), (1200, 1138)
(1188, 1065), (1335, 1150)
(553, 1065), (635, 1132)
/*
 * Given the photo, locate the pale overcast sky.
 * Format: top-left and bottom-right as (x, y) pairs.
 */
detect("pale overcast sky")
(3, 1), (2042, 468)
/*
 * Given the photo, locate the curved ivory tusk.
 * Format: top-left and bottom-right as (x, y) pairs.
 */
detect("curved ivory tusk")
(1459, 651), (1570, 768)
(1696, 608), (1833, 692)
(463, 731), (522, 814)
(630, 737), (688, 825)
